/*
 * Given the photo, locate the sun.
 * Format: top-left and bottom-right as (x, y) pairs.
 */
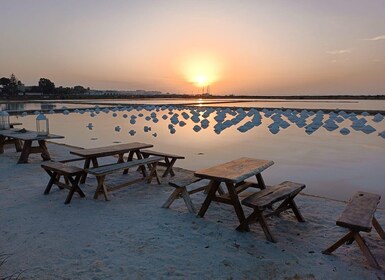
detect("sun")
(180, 53), (221, 89)
(194, 75), (209, 87)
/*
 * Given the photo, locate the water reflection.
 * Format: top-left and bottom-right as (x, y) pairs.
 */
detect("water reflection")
(9, 105), (385, 206)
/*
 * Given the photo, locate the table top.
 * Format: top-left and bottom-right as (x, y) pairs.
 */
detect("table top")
(195, 157), (274, 184)
(70, 142), (153, 158)
(0, 129), (64, 141)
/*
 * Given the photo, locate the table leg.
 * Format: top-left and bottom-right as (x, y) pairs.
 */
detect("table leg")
(123, 151), (135, 174)
(0, 136), (5, 154)
(197, 180), (221, 217)
(18, 140), (32, 163)
(256, 173), (267, 189)
(135, 150), (147, 177)
(225, 182), (249, 231)
(15, 140), (23, 152)
(38, 140), (51, 161)
(80, 158), (91, 184)
(163, 157), (177, 177)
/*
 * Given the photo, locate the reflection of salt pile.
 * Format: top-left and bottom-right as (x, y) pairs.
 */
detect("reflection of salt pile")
(86, 123), (93, 130)
(379, 131), (385, 139)
(144, 126), (151, 132)
(193, 125), (201, 132)
(128, 129), (136, 136)
(114, 126), (121, 132)
(48, 110), (55, 114)
(21, 112), (28, 117)
(340, 128), (350, 135)
(373, 113), (384, 123)
(323, 119), (339, 131)
(351, 118), (367, 131)
(130, 115), (136, 124)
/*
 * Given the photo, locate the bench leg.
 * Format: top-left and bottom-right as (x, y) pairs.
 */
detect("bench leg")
(94, 175), (109, 201)
(146, 162), (160, 184)
(354, 232), (380, 269)
(372, 217), (385, 239)
(162, 157), (177, 177)
(162, 188), (183, 208)
(180, 188), (196, 214)
(322, 231), (355, 255)
(64, 175), (85, 204)
(256, 210), (276, 242)
(44, 170), (58, 195)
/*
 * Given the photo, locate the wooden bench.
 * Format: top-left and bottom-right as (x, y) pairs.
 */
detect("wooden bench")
(322, 191), (385, 269)
(87, 156), (162, 201)
(238, 181), (306, 242)
(41, 161), (86, 204)
(141, 150), (185, 177)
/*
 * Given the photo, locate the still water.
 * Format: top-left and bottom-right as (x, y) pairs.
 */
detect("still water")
(8, 102), (385, 206)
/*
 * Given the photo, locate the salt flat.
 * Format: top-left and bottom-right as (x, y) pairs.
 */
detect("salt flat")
(0, 142), (384, 279)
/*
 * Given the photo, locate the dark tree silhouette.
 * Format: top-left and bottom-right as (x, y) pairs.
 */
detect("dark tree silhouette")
(38, 78), (55, 94)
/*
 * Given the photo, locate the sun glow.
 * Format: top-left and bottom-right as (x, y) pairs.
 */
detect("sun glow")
(180, 53), (222, 88)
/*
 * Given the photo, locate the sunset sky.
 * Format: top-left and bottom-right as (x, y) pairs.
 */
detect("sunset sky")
(1, 0), (385, 95)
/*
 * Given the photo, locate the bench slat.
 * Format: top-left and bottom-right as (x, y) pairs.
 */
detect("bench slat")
(168, 170), (201, 188)
(141, 149), (185, 159)
(88, 156), (162, 176)
(242, 181), (305, 210)
(41, 161), (84, 175)
(337, 191), (381, 232)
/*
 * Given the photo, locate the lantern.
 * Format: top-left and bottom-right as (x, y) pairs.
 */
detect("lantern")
(36, 113), (49, 136)
(0, 111), (10, 130)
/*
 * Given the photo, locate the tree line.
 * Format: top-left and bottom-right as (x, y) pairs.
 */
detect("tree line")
(0, 73), (89, 96)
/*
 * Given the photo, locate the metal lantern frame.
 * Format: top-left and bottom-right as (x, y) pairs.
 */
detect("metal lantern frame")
(36, 113), (49, 136)
(0, 111), (10, 130)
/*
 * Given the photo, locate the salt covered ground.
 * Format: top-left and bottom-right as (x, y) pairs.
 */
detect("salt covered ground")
(1, 142), (385, 279)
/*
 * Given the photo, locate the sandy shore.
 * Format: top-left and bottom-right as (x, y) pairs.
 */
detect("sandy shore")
(0, 142), (384, 279)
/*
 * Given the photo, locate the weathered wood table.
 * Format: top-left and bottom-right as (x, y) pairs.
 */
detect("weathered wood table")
(69, 142), (154, 183)
(195, 157), (274, 230)
(0, 129), (64, 163)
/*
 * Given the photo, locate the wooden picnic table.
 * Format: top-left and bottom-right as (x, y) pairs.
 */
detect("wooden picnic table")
(0, 129), (64, 163)
(195, 157), (274, 230)
(69, 142), (154, 183)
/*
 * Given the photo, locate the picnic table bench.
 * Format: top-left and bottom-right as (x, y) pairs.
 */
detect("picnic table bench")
(195, 157), (274, 230)
(70, 142), (153, 184)
(88, 156), (162, 201)
(141, 149), (185, 177)
(0, 129), (64, 163)
(41, 161), (85, 204)
(238, 181), (306, 242)
(322, 191), (385, 268)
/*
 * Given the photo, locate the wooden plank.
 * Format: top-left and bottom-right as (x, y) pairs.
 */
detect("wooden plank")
(0, 129), (64, 141)
(41, 161), (84, 175)
(88, 156), (162, 176)
(194, 157), (274, 184)
(242, 181), (305, 209)
(70, 142), (153, 158)
(141, 149), (185, 159)
(336, 191), (381, 232)
(168, 171), (201, 188)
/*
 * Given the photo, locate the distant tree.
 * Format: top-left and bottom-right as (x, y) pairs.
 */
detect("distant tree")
(38, 78), (55, 94)
(73, 85), (87, 94)
(0, 77), (10, 87)
(56, 86), (71, 95)
(0, 74), (19, 95)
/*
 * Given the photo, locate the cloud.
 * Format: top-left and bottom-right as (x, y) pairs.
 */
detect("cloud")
(362, 35), (385, 41)
(326, 49), (352, 55)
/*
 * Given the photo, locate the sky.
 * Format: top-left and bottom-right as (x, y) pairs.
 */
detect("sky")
(1, 0), (385, 96)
